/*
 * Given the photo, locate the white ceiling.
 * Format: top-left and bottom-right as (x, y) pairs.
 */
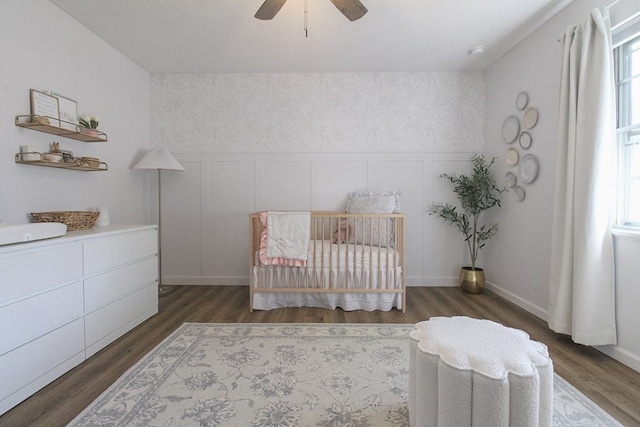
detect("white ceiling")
(49, 0), (574, 74)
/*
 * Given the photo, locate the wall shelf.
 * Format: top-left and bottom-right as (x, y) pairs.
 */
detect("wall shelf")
(15, 153), (108, 172)
(15, 115), (108, 142)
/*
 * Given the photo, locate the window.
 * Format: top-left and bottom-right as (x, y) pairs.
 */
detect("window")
(615, 30), (640, 226)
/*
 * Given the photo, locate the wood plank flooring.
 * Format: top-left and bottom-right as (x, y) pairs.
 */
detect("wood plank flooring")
(1, 285), (639, 426)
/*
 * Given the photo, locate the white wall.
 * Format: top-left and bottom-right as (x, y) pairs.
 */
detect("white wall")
(484, 0), (640, 371)
(0, 0), (151, 225)
(151, 73), (486, 286)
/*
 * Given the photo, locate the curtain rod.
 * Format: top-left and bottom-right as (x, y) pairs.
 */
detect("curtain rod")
(557, 7), (611, 42)
(606, 0), (620, 10)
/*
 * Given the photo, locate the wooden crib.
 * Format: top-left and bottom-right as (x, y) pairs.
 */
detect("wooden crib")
(249, 211), (406, 312)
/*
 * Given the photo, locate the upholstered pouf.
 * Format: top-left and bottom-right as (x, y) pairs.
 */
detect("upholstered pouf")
(409, 316), (553, 427)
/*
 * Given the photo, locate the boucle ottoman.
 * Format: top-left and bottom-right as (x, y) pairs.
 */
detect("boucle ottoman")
(409, 316), (553, 427)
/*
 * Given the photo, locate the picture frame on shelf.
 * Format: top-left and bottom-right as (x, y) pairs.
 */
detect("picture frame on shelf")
(30, 89), (60, 127)
(52, 92), (78, 131)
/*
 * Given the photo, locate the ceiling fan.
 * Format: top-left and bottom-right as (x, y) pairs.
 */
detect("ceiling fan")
(255, 0), (368, 22)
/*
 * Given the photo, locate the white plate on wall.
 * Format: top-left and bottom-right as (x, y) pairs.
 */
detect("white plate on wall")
(519, 131), (532, 149)
(519, 154), (539, 184)
(514, 186), (525, 202)
(502, 116), (520, 144)
(506, 147), (519, 167)
(516, 91), (529, 111)
(505, 171), (516, 188)
(523, 107), (539, 129)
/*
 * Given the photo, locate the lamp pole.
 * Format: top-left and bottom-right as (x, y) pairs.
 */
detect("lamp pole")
(133, 148), (184, 295)
(157, 168), (164, 293)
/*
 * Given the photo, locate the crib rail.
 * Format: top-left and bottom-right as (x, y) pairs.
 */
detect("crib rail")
(249, 211), (406, 312)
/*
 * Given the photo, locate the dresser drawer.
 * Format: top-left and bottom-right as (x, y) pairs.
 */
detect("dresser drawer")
(83, 229), (157, 276)
(0, 282), (84, 355)
(85, 283), (158, 353)
(0, 243), (82, 304)
(0, 318), (84, 404)
(84, 256), (157, 313)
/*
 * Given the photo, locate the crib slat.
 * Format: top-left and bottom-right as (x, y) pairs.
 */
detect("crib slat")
(312, 219), (317, 289)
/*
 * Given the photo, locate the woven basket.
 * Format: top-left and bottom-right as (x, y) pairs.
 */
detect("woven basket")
(30, 211), (100, 231)
(79, 157), (100, 168)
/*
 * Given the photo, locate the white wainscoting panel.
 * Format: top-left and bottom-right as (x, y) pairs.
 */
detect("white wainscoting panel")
(311, 160), (369, 210)
(162, 152), (475, 287)
(257, 161), (312, 211)
(203, 161), (256, 279)
(163, 161), (203, 278)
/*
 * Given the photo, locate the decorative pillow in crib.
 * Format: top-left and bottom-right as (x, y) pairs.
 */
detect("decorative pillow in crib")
(346, 190), (401, 247)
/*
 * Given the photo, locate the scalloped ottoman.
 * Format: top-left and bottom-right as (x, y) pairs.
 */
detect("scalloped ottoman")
(409, 316), (553, 427)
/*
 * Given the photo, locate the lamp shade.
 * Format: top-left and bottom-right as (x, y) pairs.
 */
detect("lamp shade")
(133, 148), (185, 171)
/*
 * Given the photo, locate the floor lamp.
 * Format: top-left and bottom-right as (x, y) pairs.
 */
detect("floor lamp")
(133, 148), (184, 294)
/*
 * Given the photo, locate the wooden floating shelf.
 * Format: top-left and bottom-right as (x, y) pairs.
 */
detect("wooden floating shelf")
(15, 153), (108, 172)
(15, 115), (108, 142)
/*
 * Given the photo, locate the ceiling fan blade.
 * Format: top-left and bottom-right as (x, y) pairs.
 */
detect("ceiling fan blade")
(329, 0), (368, 21)
(255, 0), (288, 20)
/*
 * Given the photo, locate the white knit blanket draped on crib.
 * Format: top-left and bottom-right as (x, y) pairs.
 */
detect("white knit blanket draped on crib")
(265, 211), (310, 260)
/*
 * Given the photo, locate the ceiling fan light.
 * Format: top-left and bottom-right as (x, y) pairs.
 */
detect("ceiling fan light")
(468, 45), (486, 55)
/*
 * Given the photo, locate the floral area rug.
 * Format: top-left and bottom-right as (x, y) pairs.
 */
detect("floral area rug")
(68, 323), (622, 426)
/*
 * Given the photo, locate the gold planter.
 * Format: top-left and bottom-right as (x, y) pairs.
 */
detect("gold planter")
(460, 267), (485, 294)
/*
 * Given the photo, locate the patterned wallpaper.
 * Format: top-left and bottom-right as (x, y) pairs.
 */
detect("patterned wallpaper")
(150, 72), (485, 153)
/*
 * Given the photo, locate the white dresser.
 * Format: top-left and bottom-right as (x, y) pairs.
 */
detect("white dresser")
(0, 225), (158, 416)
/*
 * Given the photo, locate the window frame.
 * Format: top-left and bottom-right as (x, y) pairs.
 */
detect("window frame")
(614, 24), (640, 228)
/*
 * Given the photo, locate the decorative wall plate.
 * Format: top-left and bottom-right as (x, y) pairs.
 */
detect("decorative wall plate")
(519, 131), (532, 149)
(519, 153), (539, 184)
(505, 171), (517, 188)
(502, 115), (520, 144)
(514, 185), (526, 202)
(516, 91), (529, 111)
(506, 147), (519, 167)
(523, 107), (539, 129)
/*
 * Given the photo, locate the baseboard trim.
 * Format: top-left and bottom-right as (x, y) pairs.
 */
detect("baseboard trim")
(485, 280), (548, 321)
(486, 281), (640, 374)
(596, 345), (640, 373)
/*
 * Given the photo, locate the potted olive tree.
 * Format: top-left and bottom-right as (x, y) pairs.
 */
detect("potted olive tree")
(429, 154), (504, 294)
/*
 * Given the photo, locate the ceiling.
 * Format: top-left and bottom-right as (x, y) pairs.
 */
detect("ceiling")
(49, 0), (574, 74)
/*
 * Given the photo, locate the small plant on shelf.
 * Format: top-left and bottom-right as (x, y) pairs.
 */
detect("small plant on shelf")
(79, 114), (99, 129)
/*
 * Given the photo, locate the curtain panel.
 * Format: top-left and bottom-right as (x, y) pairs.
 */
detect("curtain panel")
(548, 8), (617, 346)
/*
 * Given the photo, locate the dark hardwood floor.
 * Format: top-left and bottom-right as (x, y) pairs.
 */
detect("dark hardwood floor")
(1, 285), (639, 426)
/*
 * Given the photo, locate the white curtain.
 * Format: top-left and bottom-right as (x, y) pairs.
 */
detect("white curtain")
(548, 8), (617, 346)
